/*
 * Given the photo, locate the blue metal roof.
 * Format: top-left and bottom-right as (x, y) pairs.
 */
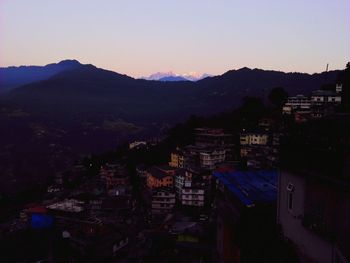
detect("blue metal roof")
(213, 170), (277, 206)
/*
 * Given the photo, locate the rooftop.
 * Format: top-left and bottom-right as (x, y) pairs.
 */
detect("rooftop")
(148, 167), (173, 179)
(213, 170), (277, 207)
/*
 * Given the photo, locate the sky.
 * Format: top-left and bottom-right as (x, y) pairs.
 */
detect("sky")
(1, 0), (349, 77)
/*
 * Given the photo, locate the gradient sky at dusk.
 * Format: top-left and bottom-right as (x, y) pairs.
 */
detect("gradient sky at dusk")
(1, 0), (349, 77)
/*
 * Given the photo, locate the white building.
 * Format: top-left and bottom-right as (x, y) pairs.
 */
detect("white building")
(311, 90), (342, 105)
(181, 184), (205, 207)
(240, 132), (269, 146)
(151, 189), (176, 214)
(282, 95), (311, 115)
(199, 148), (225, 170)
(278, 171), (350, 263)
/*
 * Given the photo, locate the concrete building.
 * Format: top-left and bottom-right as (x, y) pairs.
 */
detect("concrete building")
(240, 131), (269, 146)
(195, 128), (235, 160)
(214, 170), (278, 263)
(311, 90), (342, 106)
(100, 163), (129, 189)
(151, 188), (176, 215)
(180, 181), (205, 207)
(169, 148), (185, 168)
(199, 148), (226, 170)
(283, 95), (311, 115)
(278, 170), (350, 263)
(146, 165), (177, 189)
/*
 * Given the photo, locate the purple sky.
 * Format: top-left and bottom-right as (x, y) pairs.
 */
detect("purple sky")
(1, 0), (349, 77)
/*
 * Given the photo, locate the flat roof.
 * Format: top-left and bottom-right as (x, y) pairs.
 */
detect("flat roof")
(213, 170), (277, 206)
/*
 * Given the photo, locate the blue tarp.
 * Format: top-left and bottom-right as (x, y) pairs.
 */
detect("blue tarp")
(213, 170), (277, 206)
(31, 214), (54, 229)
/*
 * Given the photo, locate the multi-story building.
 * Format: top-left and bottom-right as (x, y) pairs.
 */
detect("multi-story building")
(311, 90), (342, 106)
(283, 95), (311, 115)
(199, 148), (226, 170)
(278, 170), (350, 263)
(100, 163), (129, 190)
(240, 131), (269, 146)
(169, 148), (185, 168)
(195, 128), (235, 160)
(151, 188), (176, 214)
(182, 145), (226, 171)
(277, 114), (350, 263)
(214, 170), (278, 263)
(180, 181), (205, 207)
(174, 168), (210, 207)
(146, 165), (177, 189)
(174, 169), (192, 197)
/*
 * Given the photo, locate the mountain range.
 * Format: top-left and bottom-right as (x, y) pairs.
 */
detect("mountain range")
(0, 60), (82, 93)
(0, 59), (342, 193)
(1, 60), (341, 123)
(141, 71), (212, 81)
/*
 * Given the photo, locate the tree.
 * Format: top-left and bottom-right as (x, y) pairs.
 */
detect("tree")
(268, 87), (288, 108)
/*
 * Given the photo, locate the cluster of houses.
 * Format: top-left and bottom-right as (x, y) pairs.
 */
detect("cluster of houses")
(138, 128), (233, 217)
(1, 82), (349, 263)
(282, 83), (342, 122)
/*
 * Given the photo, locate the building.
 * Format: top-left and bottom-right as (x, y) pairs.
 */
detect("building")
(146, 165), (177, 189)
(129, 141), (147, 149)
(64, 222), (129, 260)
(169, 148), (185, 168)
(195, 128), (235, 160)
(174, 167), (211, 207)
(311, 90), (342, 106)
(199, 148), (226, 170)
(103, 164), (129, 190)
(180, 180), (205, 207)
(283, 95), (311, 115)
(151, 188), (176, 215)
(278, 170), (350, 263)
(240, 131), (269, 146)
(195, 128), (233, 147)
(213, 170), (278, 263)
(277, 114), (350, 263)
(100, 163), (129, 190)
(182, 145), (226, 171)
(174, 169), (192, 197)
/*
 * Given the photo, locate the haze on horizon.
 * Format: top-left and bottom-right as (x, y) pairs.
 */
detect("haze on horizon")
(1, 0), (349, 78)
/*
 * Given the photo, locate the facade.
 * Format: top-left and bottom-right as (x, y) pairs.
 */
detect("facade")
(100, 164), (129, 190)
(199, 148), (226, 170)
(151, 189), (176, 214)
(174, 169), (192, 197)
(195, 128), (235, 160)
(240, 132), (269, 146)
(146, 166), (177, 189)
(182, 145), (226, 171)
(100, 163), (129, 189)
(283, 95), (311, 115)
(214, 170), (278, 263)
(181, 181), (205, 207)
(311, 90), (342, 106)
(278, 170), (350, 263)
(195, 128), (233, 147)
(169, 149), (184, 168)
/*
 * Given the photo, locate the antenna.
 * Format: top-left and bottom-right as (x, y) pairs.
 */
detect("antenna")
(324, 63), (329, 84)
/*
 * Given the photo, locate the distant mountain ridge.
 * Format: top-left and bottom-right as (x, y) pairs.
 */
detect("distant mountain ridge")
(0, 59), (83, 93)
(142, 71), (212, 81)
(2, 60), (341, 124)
